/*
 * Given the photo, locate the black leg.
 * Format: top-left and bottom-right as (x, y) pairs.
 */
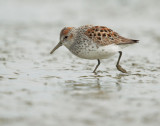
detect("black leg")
(116, 51), (127, 73)
(93, 59), (100, 73)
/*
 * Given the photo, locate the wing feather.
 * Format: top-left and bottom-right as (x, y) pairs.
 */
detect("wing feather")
(85, 26), (139, 46)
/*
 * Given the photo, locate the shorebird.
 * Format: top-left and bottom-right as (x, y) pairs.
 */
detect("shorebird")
(50, 25), (139, 73)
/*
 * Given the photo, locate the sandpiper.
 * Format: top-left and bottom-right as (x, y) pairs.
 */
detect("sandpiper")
(50, 25), (139, 73)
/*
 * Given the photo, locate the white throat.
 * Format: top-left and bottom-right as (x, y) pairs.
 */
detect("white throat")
(63, 40), (74, 49)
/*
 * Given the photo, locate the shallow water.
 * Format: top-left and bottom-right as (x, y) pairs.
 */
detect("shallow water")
(0, 0), (160, 126)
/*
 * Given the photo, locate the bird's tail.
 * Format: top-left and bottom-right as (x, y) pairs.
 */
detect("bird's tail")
(117, 38), (139, 45)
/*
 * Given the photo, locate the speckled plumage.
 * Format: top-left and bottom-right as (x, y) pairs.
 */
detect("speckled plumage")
(50, 25), (139, 73)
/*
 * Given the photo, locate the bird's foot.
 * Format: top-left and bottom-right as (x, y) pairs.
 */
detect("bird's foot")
(116, 65), (127, 73)
(93, 70), (97, 73)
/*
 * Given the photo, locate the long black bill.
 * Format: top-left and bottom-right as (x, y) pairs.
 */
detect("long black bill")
(50, 42), (62, 54)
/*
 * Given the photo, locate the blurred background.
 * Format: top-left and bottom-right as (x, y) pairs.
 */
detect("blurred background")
(0, 0), (160, 126)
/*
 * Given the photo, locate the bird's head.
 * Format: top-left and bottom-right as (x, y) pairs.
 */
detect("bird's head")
(50, 27), (75, 54)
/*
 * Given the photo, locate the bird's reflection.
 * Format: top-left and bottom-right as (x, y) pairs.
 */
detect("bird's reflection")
(93, 72), (100, 85)
(64, 71), (126, 94)
(93, 71), (123, 91)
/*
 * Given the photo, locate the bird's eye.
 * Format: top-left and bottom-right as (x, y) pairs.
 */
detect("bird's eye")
(64, 36), (68, 39)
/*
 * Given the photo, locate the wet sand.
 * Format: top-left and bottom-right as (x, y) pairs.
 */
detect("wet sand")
(0, 0), (160, 126)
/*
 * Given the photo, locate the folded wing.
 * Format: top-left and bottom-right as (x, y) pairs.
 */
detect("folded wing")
(85, 26), (139, 46)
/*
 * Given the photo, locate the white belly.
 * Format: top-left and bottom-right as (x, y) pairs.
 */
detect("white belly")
(71, 44), (122, 60)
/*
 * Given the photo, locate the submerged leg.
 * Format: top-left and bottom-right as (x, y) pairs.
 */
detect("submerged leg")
(116, 51), (127, 73)
(93, 59), (100, 73)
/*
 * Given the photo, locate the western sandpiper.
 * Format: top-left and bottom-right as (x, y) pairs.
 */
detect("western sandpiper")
(50, 25), (139, 73)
